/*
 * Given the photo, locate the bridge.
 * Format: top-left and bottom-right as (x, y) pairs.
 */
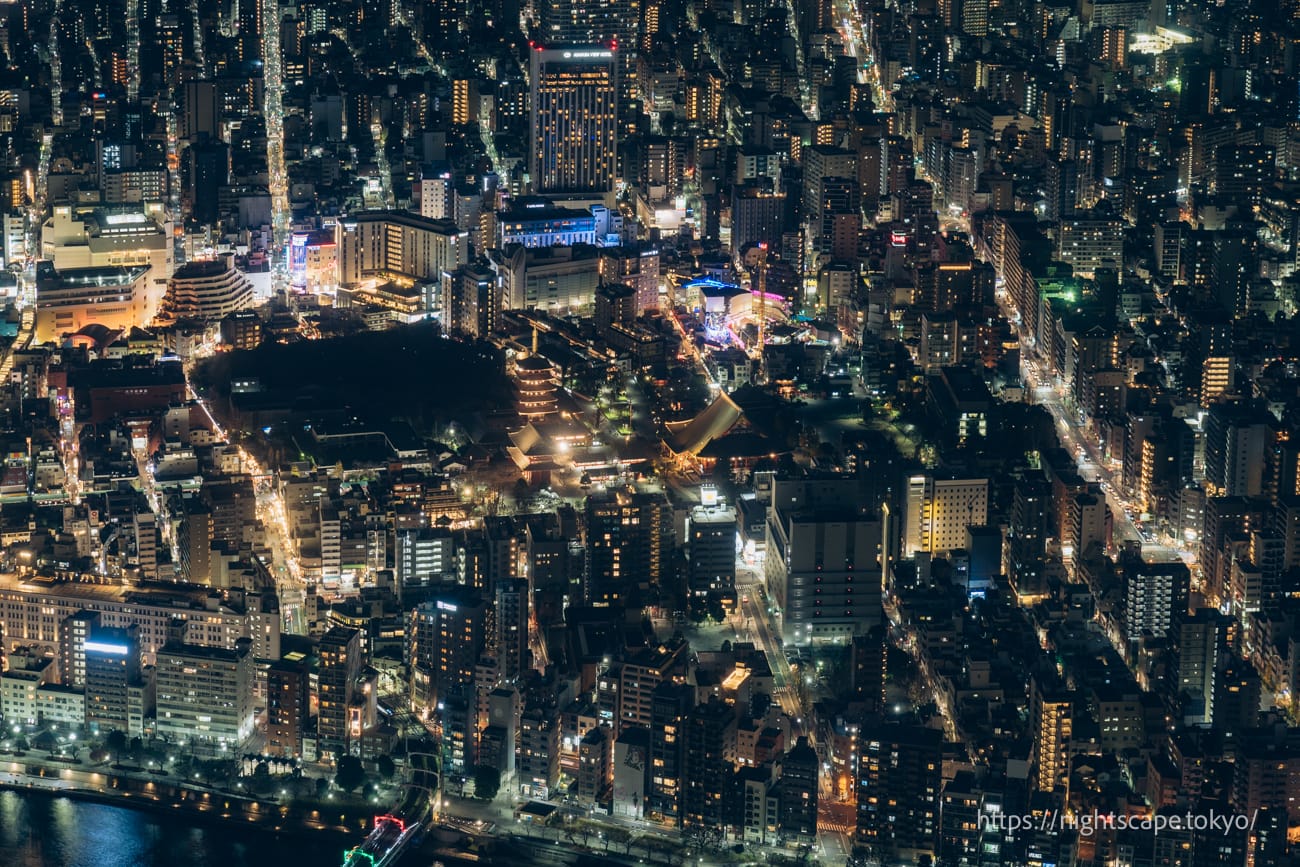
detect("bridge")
(339, 754), (438, 867)
(340, 813), (421, 867)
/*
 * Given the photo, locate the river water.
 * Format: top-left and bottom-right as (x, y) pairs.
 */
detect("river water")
(0, 789), (349, 866)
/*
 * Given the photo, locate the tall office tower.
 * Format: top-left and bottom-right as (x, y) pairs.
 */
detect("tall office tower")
(537, 0), (641, 120)
(599, 244), (660, 313)
(133, 511), (159, 580)
(452, 260), (501, 338)
(1213, 145), (1275, 209)
(1120, 550), (1191, 647)
(1057, 211), (1125, 277)
(1204, 402), (1272, 497)
(187, 143), (231, 227)
(60, 609), (101, 688)
(903, 474), (990, 558)
(529, 46), (618, 197)
(526, 509), (578, 623)
(731, 183), (786, 257)
(1004, 475), (1050, 600)
(177, 499), (214, 585)
(961, 0), (989, 35)
(158, 14), (186, 90)
(1153, 221), (1183, 282)
(687, 492), (737, 597)
(266, 656), (310, 758)
(408, 590), (487, 717)
(155, 639), (255, 748)
(577, 726), (612, 805)
(317, 626), (362, 758)
(1199, 496), (1270, 605)
(816, 175), (860, 249)
(583, 485), (671, 608)
(850, 628), (887, 713)
(438, 688), (475, 776)
(939, 771), (1004, 866)
(647, 681), (693, 826)
(801, 146), (857, 219)
(1030, 678), (1073, 793)
(181, 80), (220, 144)
(856, 722), (942, 863)
(615, 640), (689, 732)
(766, 476), (884, 645)
(538, 0), (639, 45)
(778, 736), (819, 842)
(418, 170), (454, 220)
(1171, 608), (1232, 726)
(481, 517), (521, 592)
(1067, 493), (1109, 564)
(1214, 660), (1263, 733)
(1043, 157), (1080, 223)
(396, 527), (457, 586)
(517, 705), (561, 798)
(482, 687), (520, 778)
(1211, 225), (1259, 317)
(236, 0), (261, 62)
(1278, 496), (1300, 566)
(494, 578), (530, 683)
(1229, 528), (1286, 620)
(84, 625), (143, 737)
(682, 697), (735, 831)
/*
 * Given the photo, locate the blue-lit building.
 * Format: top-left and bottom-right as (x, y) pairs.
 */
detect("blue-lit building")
(681, 277), (749, 346)
(685, 278), (748, 314)
(499, 197), (598, 248)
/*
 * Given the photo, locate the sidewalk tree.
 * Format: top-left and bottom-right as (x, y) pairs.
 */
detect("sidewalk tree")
(473, 765), (500, 801)
(104, 730), (127, 756)
(605, 826), (633, 854)
(376, 755), (395, 780)
(335, 755), (365, 793)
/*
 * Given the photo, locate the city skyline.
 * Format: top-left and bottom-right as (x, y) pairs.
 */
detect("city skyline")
(0, 0), (1295, 864)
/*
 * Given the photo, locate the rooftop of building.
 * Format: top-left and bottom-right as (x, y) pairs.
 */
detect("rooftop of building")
(157, 639), (249, 660)
(36, 263), (151, 291)
(171, 255), (237, 280)
(499, 196), (595, 221)
(0, 571), (250, 615)
(338, 209), (462, 236)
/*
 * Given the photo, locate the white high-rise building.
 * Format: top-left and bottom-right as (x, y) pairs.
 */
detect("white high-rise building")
(155, 639), (255, 747)
(419, 173), (454, 220)
(336, 210), (468, 287)
(764, 477), (883, 645)
(903, 475), (990, 557)
(396, 527), (457, 586)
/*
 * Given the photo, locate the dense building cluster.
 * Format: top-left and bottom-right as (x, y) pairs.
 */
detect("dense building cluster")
(0, 0), (1296, 863)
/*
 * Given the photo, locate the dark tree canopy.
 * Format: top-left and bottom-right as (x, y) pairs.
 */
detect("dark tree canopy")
(194, 323), (512, 435)
(335, 755), (366, 793)
(474, 765), (501, 801)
